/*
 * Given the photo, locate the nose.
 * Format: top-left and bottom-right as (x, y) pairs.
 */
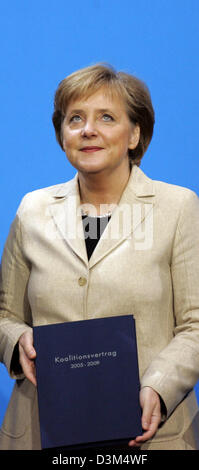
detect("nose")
(81, 119), (98, 138)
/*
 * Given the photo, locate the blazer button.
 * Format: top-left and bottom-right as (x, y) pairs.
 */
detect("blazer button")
(78, 277), (87, 287)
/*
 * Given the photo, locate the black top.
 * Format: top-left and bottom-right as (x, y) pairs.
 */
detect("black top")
(82, 215), (111, 260)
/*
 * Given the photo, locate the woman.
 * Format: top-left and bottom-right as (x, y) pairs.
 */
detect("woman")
(0, 63), (199, 450)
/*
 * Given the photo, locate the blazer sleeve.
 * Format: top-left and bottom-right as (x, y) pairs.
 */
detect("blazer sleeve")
(0, 200), (32, 379)
(141, 189), (199, 417)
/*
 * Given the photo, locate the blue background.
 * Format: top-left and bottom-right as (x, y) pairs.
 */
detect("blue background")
(1, 0), (199, 425)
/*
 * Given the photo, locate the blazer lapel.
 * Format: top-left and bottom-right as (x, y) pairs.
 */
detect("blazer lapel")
(49, 174), (88, 266)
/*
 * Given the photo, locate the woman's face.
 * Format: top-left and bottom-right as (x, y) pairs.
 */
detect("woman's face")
(62, 87), (139, 176)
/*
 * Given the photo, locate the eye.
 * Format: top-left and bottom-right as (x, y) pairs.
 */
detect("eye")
(69, 114), (82, 123)
(102, 114), (114, 122)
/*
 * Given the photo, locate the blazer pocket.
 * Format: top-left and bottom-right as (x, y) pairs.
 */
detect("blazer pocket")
(1, 378), (36, 438)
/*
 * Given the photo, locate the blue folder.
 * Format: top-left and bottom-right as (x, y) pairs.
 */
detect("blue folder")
(33, 315), (142, 449)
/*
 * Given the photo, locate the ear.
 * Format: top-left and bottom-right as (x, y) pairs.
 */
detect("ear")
(128, 124), (140, 150)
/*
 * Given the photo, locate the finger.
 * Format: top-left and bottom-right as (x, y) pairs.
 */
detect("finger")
(128, 414), (158, 447)
(141, 390), (161, 431)
(128, 388), (162, 446)
(128, 417), (160, 446)
(19, 343), (37, 386)
(135, 414), (161, 443)
(141, 399), (155, 431)
(19, 332), (36, 360)
(128, 439), (141, 447)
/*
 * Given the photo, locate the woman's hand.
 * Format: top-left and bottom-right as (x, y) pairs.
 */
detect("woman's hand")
(128, 387), (162, 447)
(18, 330), (37, 386)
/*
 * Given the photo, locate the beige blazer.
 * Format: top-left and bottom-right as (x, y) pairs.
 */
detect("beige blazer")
(1, 164), (199, 450)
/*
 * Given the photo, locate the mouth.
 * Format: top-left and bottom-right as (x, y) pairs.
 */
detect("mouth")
(80, 146), (104, 153)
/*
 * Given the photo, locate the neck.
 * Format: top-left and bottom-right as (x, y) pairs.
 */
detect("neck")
(78, 163), (131, 216)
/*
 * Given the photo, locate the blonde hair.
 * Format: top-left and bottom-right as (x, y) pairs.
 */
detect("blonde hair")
(52, 63), (155, 166)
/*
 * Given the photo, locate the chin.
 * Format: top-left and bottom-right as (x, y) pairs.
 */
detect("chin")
(76, 162), (107, 174)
